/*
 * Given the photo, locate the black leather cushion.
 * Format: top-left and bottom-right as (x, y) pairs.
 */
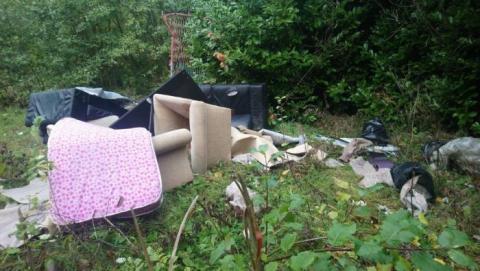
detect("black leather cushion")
(199, 84), (267, 130)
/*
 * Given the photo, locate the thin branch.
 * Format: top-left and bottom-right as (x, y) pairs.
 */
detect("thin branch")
(169, 195), (199, 271)
(103, 217), (136, 250)
(131, 209), (153, 271)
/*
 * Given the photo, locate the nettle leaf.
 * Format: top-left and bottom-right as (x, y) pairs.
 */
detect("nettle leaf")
(267, 177), (278, 189)
(209, 238), (234, 264)
(379, 210), (423, 246)
(280, 233), (297, 252)
(289, 251), (317, 271)
(311, 253), (333, 271)
(411, 252), (452, 271)
(438, 228), (471, 248)
(327, 221), (356, 246)
(447, 249), (478, 270)
(289, 194), (305, 210)
(265, 261), (279, 271)
(357, 240), (382, 260)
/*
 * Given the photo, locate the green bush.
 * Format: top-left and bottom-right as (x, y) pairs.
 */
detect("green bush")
(0, 0), (184, 106)
(186, 0), (480, 132)
(1, 0), (478, 133)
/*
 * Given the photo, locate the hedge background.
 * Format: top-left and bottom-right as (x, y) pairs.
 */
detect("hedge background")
(1, 0), (479, 133)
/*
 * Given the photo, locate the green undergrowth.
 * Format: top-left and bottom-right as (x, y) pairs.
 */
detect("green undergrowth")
(0, 107), (479, 270)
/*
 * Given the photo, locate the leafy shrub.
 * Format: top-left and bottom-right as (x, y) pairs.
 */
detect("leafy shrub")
(186, 0), (480, 132)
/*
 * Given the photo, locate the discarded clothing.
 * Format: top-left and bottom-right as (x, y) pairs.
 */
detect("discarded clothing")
(47, 118), (162, 225)
(361, 117), (389, 146)
(390, 162), (436, 200)
(350, 159), (432, 215)
(349, 157), (394, 187)
(367, 152), (394, 170)
(339, 138), (373, 162)
(428, 137), (480, 177)
(225, 182), (259, 215)
(0, 178), (51, 248)
(400, 176), (431, 215)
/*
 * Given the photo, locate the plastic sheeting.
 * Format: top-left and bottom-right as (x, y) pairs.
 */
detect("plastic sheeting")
(25, 87), (130, 141)
(430, 137), (480, 177)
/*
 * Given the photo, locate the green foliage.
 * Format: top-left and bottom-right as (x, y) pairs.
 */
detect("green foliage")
(187, 0), (480, 132)
(0, 0), (184, 106)
(327, 221), (357, 246)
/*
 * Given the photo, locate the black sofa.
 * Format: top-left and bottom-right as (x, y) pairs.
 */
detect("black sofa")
(198, 84), (268, 130)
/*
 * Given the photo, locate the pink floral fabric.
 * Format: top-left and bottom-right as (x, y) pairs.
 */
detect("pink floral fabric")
(47, 118), (162, 225)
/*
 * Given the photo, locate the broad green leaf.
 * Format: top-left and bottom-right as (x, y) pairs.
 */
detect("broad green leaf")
(380, 210), (423, 245)
(438, 228), (470, 248)
(311, 253), (332, 271)
(376, 263), (393, 271)
(447, 249), (478, 270)
(327, 221), (356, 246)
(357, 240), (382, 259)
(265, 261), (279, 271)
(411, 252), (452, 271)
(280, 233), (297, 252)
(209, 239), (234, 264)
(417, 212), (428, 225)
(290, 251), (317, 271)
(394, 256), (412, 271)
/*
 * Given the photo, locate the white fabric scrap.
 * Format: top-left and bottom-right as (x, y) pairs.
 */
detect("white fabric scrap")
(225, 182), (259, 215)
(1, 178), (49, 204)
(339, 138), (373, 162)
(324, 158), (345, 168)
(0, 178), (51, 249)
(349, 157), (394, 187)
(399, 176), (431, 215)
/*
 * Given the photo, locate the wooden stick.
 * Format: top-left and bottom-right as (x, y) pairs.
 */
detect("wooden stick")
(131, 209), (153, 271)
(169, 195), (199, 271)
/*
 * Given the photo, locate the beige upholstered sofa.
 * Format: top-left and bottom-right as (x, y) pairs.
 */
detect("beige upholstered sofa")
(152, 129), (193, 191)
(152, 94), (232, 174)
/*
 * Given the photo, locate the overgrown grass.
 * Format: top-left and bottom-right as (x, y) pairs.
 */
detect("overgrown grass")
(0, 107), (478, 270)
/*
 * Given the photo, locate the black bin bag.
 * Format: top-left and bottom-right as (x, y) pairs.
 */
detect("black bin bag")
(390, 162), (436, 201)
(361, 117), (389, 146)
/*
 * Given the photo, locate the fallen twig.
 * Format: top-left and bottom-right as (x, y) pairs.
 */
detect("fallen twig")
(131, 209), (153, 271)
(169, 195), (199, 271)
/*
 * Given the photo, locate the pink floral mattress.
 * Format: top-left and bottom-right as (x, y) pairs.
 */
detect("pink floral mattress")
(47, 118), (162, 225)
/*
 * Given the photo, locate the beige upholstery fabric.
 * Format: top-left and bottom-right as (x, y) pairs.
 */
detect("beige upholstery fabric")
(153, 94), (232, 174)
(87, 115), (119, 127)
(152, 129), (193, 191)
(46, 116), (120, 136)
